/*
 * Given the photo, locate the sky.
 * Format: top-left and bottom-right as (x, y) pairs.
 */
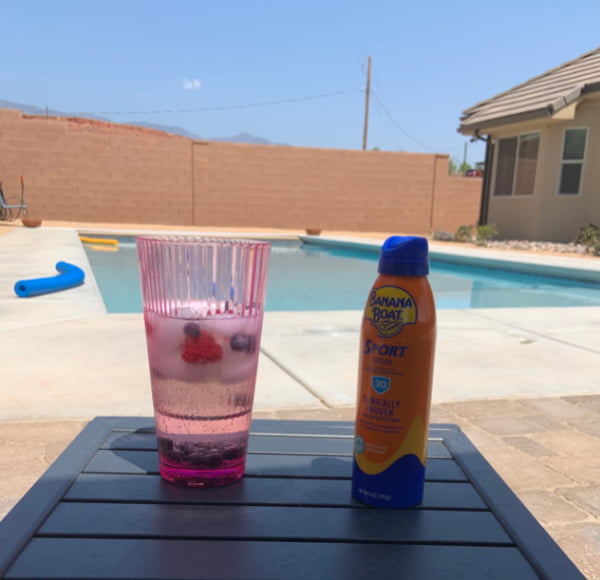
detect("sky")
(2, 1), (599, 165)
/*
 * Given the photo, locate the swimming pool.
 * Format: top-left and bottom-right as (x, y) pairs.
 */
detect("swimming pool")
(83, 237), (600, 312)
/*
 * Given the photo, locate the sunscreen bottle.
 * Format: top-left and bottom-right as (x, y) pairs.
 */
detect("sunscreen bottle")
(352, 236), (436, 508)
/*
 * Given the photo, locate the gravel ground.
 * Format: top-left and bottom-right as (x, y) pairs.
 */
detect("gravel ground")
(432, 229), (598, 258)
(483, 239), (591, 255)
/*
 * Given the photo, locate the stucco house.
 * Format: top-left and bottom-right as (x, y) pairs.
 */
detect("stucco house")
(459, 47), (600, 243)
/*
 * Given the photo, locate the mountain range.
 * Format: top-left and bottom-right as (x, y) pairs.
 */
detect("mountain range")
(0, 98), (284, 145)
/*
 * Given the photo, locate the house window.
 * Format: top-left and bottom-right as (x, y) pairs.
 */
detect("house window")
(559, 128), (587, 195)
(493, 133), (540, 197)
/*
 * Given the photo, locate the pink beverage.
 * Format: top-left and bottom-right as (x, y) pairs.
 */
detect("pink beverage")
(137, 237), (270, 487)
(146, 308), (262, 486)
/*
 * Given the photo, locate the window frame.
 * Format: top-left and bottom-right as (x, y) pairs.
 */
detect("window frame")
(557, 127), (587, 196)
(492, 132), (540, 198)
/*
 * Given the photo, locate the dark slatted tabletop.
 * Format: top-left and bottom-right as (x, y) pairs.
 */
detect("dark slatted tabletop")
(0, 418), (585, 579)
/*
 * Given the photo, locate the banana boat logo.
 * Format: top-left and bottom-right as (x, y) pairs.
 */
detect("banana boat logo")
(364, 285), (417, 338)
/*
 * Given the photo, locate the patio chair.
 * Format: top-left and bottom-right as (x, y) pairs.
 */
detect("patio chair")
(0, 176), (28, 221)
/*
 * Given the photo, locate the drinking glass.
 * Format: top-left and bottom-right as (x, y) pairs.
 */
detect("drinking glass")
(136, 236), (270, 487)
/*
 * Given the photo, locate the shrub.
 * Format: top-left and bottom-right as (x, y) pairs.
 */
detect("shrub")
(475, 224), (498, 246)
(454, 225), (474, 243)
(574, 224), (600, 256)
(574, 223), (600, 245)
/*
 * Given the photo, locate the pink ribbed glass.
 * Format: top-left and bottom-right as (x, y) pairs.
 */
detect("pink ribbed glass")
(136, 236), (270, 487)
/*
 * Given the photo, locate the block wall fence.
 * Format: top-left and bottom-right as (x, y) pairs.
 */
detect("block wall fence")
(0, 109), (481, 233)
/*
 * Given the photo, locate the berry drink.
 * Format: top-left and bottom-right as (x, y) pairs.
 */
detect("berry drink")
(144, 304), (262, 487)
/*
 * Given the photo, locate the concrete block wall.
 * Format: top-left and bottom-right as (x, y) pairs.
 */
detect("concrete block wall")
(432, 170), (482, 233)
(0, 110), (193, 225)
(0, 109), (480, 234)
(193, 142), (443, 232)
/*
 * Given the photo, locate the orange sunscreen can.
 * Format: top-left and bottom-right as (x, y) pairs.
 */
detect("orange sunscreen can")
(352, 236), (436, 508)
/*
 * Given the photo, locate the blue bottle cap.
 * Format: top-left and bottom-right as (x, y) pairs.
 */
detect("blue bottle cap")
(378, 236), (429, 276)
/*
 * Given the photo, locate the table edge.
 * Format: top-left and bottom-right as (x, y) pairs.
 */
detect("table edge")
(0, 418), (111, 575)
(444, 429), (585, 580)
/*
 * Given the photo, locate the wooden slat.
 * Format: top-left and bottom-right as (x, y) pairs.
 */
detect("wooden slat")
(93, 420), (457, 437)
(84, 450), (468, 481)
(247, 453), (466, 480)
(65, 473), (487, 510)
(250, 418), (355, 435)
(251, 420), (456, 436)
(101, 431), (451, 458)
(250, 435), (353, 455)
(39, 503), (511, 545)
(97, 420), (458, 438)
(248, 453), (354, 478)
(251, 436), (451, 458)
(6, 538), (539, 580)
(101, 430), (155, 450)
(84, 449), (156, 474)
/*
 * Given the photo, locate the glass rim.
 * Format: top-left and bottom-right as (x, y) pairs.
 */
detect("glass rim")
(135, 235), (271, 248)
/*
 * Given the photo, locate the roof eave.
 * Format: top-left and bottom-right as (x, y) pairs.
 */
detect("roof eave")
(459, 81), (600, 136)
(458, 106), (554, 136)
(582, 81), (600, 94)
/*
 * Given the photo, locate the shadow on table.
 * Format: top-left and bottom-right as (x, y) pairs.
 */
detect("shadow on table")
(104, 429), (353, 482)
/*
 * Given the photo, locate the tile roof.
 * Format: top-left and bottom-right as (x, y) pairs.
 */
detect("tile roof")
(459, 47), (600, 134)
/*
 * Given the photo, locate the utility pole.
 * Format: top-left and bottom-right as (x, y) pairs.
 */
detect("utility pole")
(362, 56), (372, 150)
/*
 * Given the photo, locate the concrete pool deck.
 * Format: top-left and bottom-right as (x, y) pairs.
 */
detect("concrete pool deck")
(1, 224), (600, 578)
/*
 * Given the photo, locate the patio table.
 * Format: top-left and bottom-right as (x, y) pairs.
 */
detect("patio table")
(0, 417), (585, 579)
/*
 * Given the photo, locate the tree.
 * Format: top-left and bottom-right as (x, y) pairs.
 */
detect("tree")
(458, 161), (473, 174)
(448, 157), (473, 175)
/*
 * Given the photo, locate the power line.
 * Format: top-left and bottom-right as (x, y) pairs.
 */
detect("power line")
(370, 63), (434, 150)
(371, 96), (397, 148)
(371, 65), (390, 107)
(368, 63), (468, 154)
(72, 89), (359, 117)
(370, 65), (411, 151)
(372, 89), (468, 154)
(370, 90), (442, 152)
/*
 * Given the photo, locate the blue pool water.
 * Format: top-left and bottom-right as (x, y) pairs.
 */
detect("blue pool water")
(83, 237), (600, 312)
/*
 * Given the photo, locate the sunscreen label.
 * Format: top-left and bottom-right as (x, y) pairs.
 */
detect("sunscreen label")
(364, 285), (417, 338)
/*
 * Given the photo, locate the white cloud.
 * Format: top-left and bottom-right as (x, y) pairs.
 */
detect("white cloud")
(182, 78), (202, 90)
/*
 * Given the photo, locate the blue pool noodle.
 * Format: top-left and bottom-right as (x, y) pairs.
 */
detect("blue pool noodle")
(14, 261), (85, 298)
